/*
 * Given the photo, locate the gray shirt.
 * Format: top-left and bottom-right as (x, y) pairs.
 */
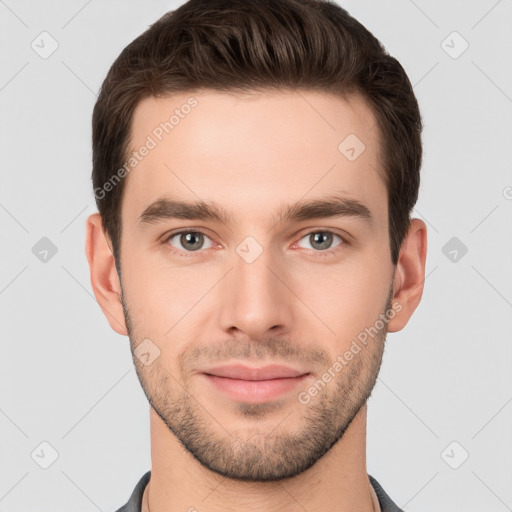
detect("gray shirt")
(114, 471), (404, 511)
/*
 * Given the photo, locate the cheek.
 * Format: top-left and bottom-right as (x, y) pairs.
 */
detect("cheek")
(294, 249), (391, 342)
(121, 245), (210, 343)
(120, 245), (172, 331)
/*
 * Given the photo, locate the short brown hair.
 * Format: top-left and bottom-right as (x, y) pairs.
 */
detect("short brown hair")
(92, 0), (422, 270)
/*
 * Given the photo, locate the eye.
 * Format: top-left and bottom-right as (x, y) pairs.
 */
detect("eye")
(162, 229), (347, 258)
(165, 230), (214, 253)
(296, 231), (345, 253)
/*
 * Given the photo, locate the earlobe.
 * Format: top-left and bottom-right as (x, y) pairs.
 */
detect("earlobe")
(85, 213), (128, 336)
(386, 218), (428, 333)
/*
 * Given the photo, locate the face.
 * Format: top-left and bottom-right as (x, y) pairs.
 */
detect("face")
(117, 89), (397, 481)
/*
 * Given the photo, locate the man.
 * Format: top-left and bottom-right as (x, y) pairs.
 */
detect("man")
(85, 0), (427, 510)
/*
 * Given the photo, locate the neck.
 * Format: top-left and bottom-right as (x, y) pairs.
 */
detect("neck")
(145, 404), (376, 512)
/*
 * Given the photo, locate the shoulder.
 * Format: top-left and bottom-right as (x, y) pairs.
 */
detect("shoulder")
(368, 474), (405, 512)
(114, 471), (151, 512)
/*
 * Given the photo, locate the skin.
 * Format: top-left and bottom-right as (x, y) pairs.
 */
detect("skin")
(85, 89), (427, 512)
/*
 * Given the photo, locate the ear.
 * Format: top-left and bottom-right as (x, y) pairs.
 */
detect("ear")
(387, 218), (428, 332)
(85, 213), (128, 336)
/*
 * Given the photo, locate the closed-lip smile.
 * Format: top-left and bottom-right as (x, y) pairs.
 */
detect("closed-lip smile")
(200, 364), (311, 403)
(201, 364), (308, 380)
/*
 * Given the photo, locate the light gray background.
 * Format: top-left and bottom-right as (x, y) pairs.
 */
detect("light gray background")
(1, 1), (511, 511)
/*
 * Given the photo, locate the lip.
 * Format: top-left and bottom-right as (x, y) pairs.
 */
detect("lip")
(200, 364), (310, 403)
(201, 364), (307, 380)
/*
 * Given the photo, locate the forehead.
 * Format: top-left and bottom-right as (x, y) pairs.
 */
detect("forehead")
(121, 89), (386, 230)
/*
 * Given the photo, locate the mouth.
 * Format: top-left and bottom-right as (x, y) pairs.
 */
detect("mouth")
(200, 364), (311, 403)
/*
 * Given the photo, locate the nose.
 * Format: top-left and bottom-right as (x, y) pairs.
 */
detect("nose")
(217, 242), (294, 340)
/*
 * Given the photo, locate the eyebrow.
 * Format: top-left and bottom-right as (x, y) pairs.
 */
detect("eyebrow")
(137, 194), (373, 229)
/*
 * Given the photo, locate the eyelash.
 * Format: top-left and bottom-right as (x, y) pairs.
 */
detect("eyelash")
(161, 229), (349, 258)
